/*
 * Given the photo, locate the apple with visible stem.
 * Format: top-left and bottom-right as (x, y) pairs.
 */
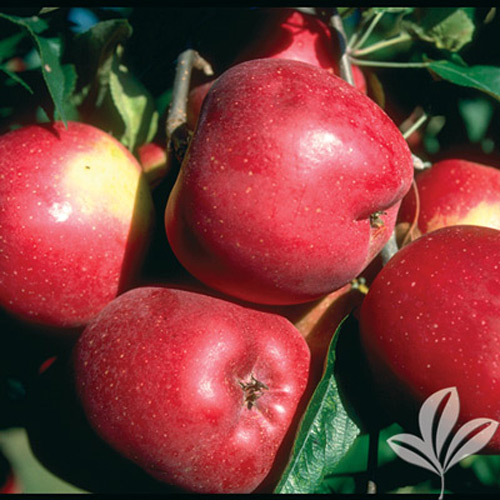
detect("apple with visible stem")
(186, 8), (366, 131)
(73, 286), (310, 494)
(235, 8), (366, 91)
(0, 121), (155, 333)
(166, 58), (414, 305)
(358, 225), (500, 449)
(397, 159), (500, 240)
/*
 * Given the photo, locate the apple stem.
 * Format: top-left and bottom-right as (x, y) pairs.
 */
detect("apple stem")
(349, 11), (385, 51)
(380, 231), (399, 265)
(401, 110), (428, 142)
(412, 153), (431, 171)
(239, 375), (269, 410)
(166, 49), (214, 163)
(351, 277), (369, 295)
(349, 57), (432, 69)
(321, 7), (354, 86)
(352, 32), (412, 57)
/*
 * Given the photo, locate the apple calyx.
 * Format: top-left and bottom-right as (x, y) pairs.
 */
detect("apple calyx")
(370, 211), (387, 229)
(239, 375), (269, 410)
(350, 277), (369, 295)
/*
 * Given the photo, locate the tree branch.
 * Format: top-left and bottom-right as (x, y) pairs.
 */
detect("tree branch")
(166, 49), (213, 162)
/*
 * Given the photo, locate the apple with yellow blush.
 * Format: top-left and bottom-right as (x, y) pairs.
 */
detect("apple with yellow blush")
(0, 121), (155, 333)
(398, 158), (500, 237)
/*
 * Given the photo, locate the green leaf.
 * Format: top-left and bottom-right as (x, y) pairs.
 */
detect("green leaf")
(54, 63), (80, 122)
(0, 32), (26, 63)
(428, 60), (500, 101)
(156, 87), (173, 117)
(370, 7), (415, 15)
(274, 316), (361, 494)
(469, 456), (500, 487)
(109, 52), (158, 151)
(404, 8), (475, 52)
(0, 13), (49, 34)
(0, 13), (68, 124)
(62, 63), (78, 99)
(36, 36), (69, 124)
(458, 98), (495, 143)
(73, 19), (133, 108)
(0, 65), (33, 93)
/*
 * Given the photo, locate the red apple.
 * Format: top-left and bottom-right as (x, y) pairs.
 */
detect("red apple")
(236, 8), (366, 92)
(0, 121), (154, 332)
(359, 225), (500, 449)
(251, 283), (365, 406)
(186, 9), (366, 132)
(26, 355), (179, 493)
(398, 158), (500, 236)
(73, 286), (311, 494)
(136, 140), (169, 189)
(166, 58), (414, 305)
(186, 80), (215, 132)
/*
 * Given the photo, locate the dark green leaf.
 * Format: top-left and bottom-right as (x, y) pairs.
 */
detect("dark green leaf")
(428, 60), (500, 101)
(109, 51), (158, 151)
(370, 7), (415, 15)
(36, 36), (68, 124)
(448, 52), (468, 67)
(156, 87), (172, 116)
(0, 13), (49, 34)
(0, 32), (26, 63)
(404, 8), (475, 52)
(0, 13), (68, 124)
(337, 8), (354, 17)
(54, 63), (80, 122)
(0, 65), (33, 93)
(73, 19), (133, 108)
(458, 98), (495, 143)
(469, 456), (500, 488)
(62, 64), (78, 99)
(274, 316), (361, 494)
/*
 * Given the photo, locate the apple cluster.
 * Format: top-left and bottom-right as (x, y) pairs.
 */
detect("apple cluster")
(1, 8), (500, 495)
